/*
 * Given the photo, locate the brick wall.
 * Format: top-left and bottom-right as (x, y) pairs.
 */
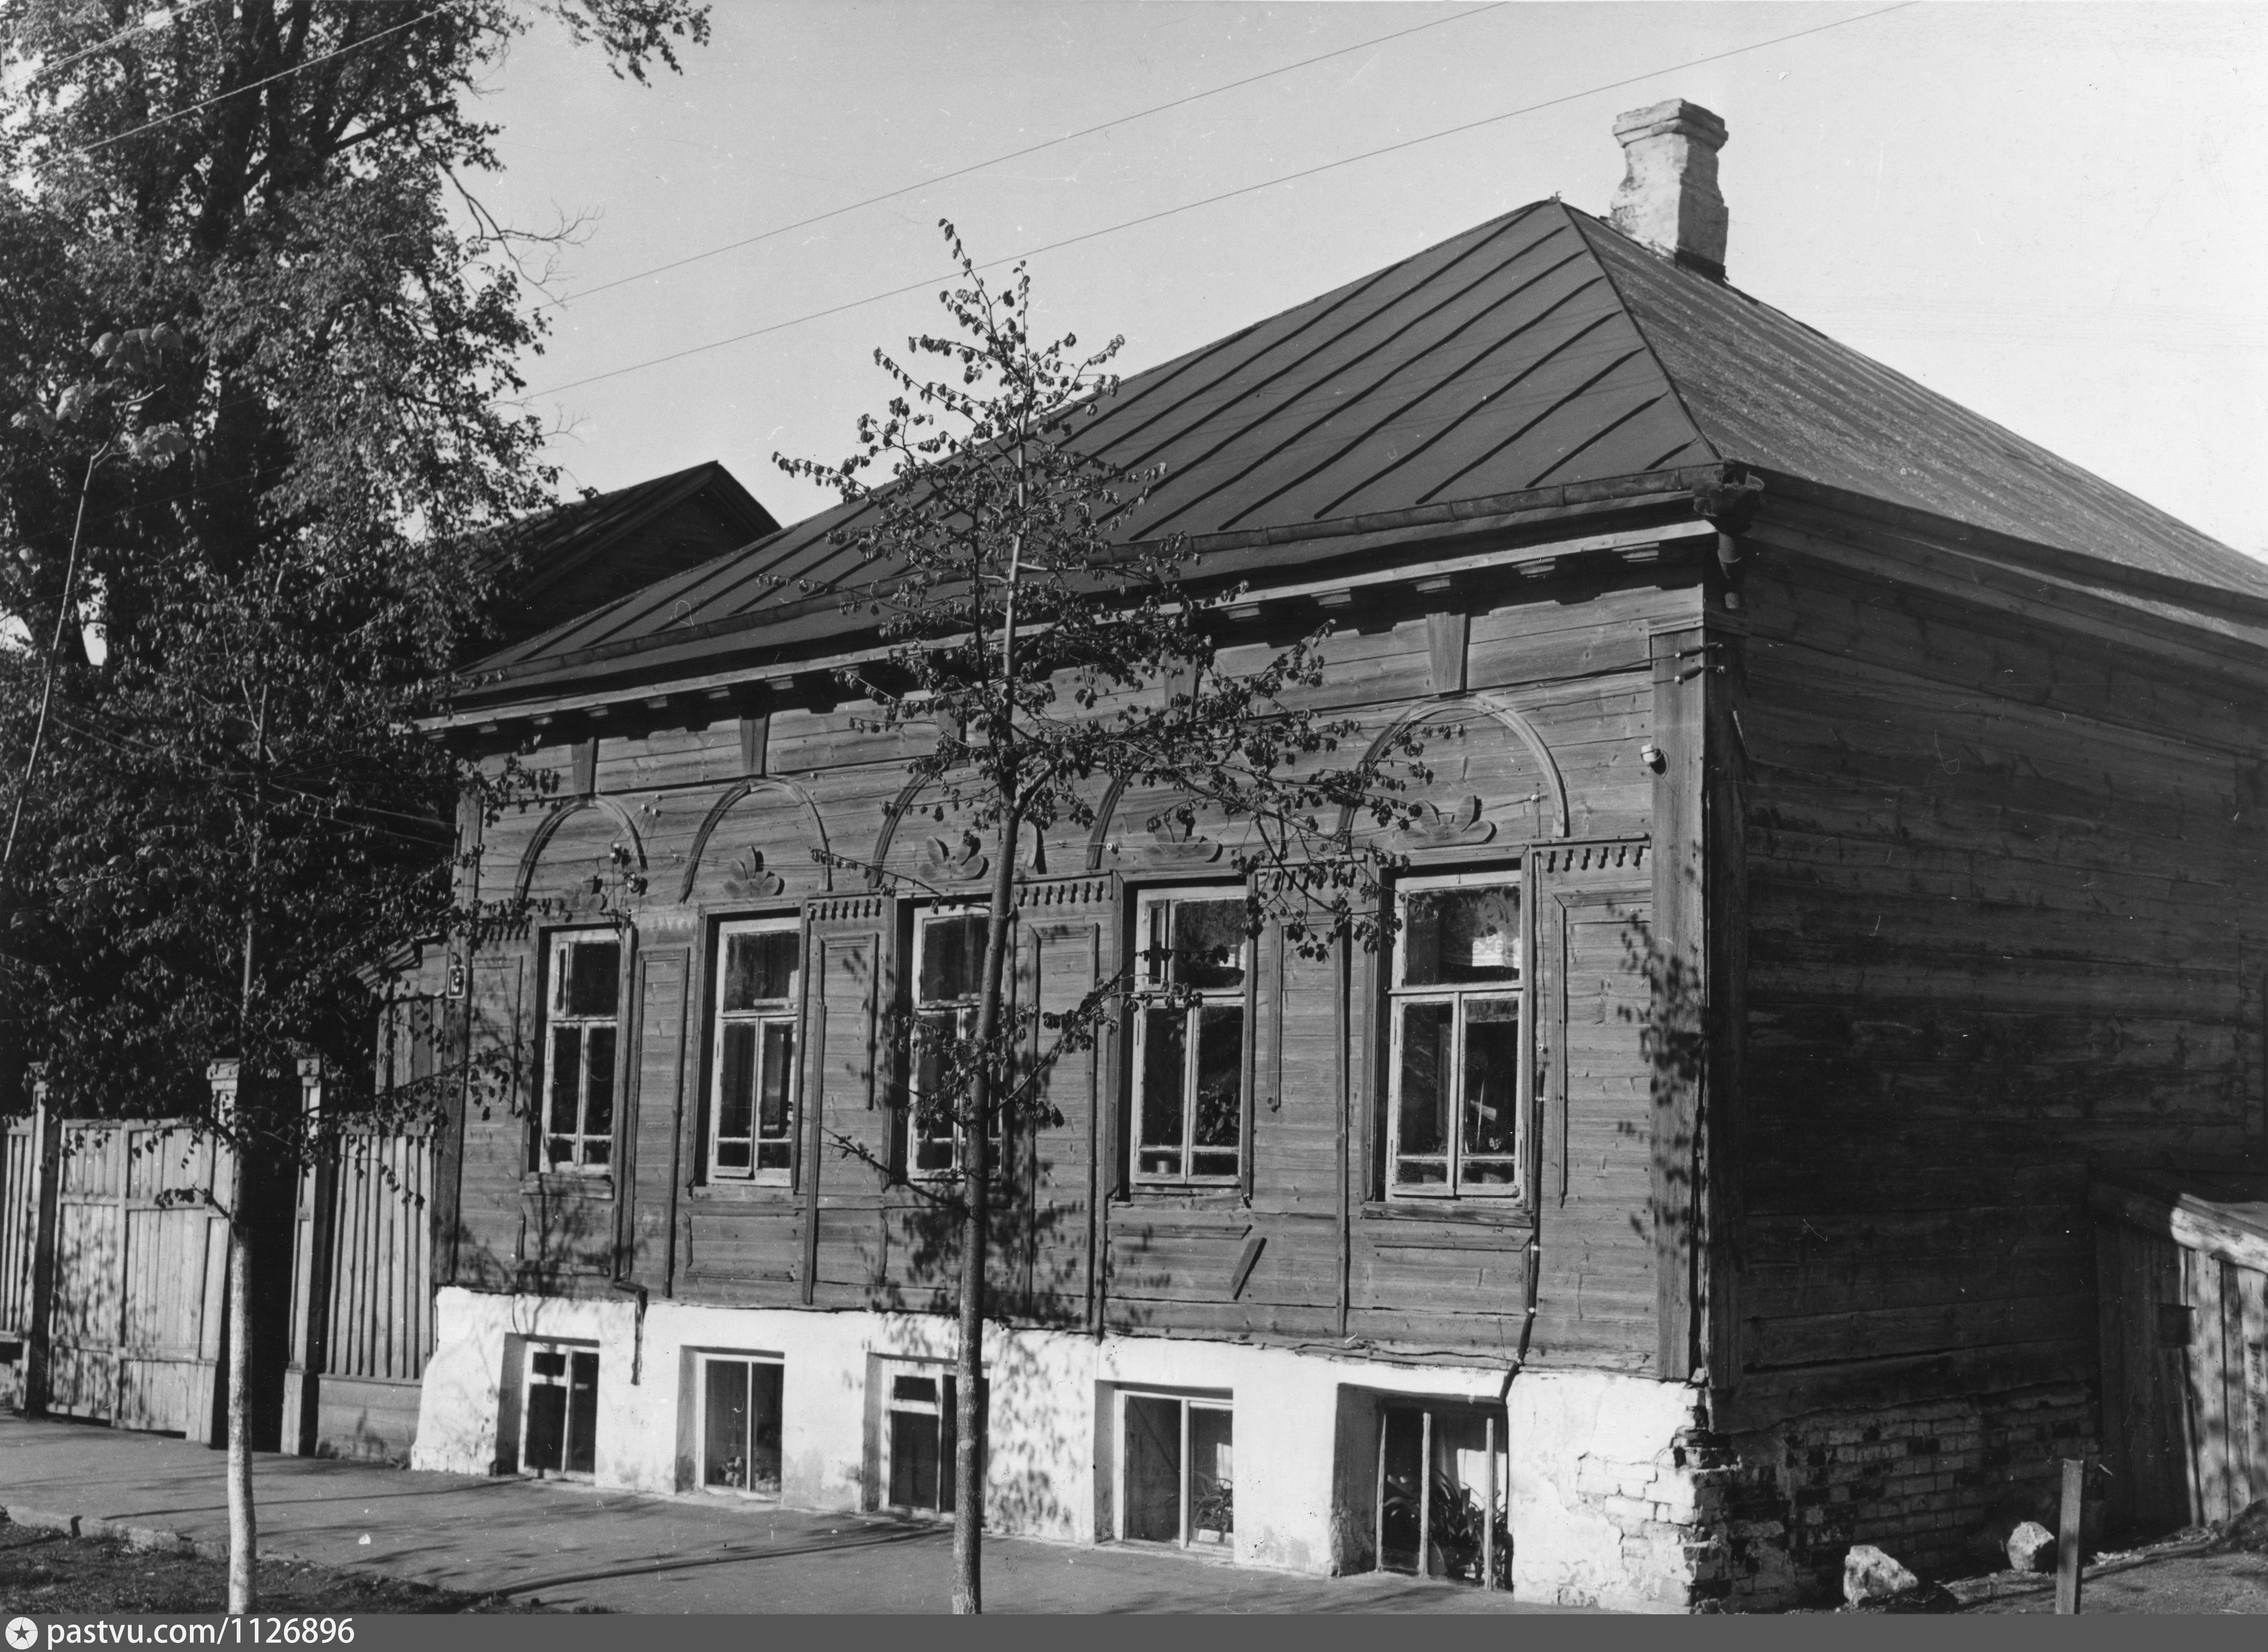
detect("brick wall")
(1678, 1383), (2098, 1609)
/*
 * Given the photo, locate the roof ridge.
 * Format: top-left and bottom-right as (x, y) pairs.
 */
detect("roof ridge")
(1559, 203), (1724, 473)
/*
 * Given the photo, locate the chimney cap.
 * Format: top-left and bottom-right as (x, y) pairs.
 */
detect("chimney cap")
(1613, 98), (1729, 151)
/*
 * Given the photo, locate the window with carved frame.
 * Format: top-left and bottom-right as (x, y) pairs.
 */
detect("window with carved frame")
(1129, 887), (1249, 1188)
(1385, 870), (1524, 1200)
(540, 929), (621, 1173)
(708, 916), (802, 1184)
(908, 906), (1005, 1177)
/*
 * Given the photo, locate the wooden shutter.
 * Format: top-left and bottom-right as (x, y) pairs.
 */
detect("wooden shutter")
(1528, 840), (1656, 1374)
(620, 946), (690, 1290)
(1013, 874), (1117, 1328)
(453, 952), (529, 1289)
(802, 894), (891, 1306)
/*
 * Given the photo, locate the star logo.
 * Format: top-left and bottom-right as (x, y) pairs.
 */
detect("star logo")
(6, 1617), (38, 1651)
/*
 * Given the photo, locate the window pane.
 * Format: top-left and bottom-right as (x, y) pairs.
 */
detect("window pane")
(1430, 1410), (1497, 1584)
(1403, 886), (1520, 987)
(565, 1351), (599, 1475)
(584, 1027), (616, 1140)
(1123, 1396), (1183, 1542)
(704, 1360), (750, 1489)
(1172, 900), (1247, 990)
(914, 1011), (957, 1172)
(565, 940), (621, 1016)
(547, 1029), (581, 1135)
(1193, 1005), (1243, 1160)
(1395, 1001), (1452, 1171)
(717, 1023), (756, 1151)
(1138, 1007), (1185, 1177)
(1190, 1407), (1234, 1544)
(1379, 1408), (1424, 1571)
(724, 929), (798, 1010)
(1460, 997), (1520, 1164)
(748, 1362), (783, 1495)
(525, 1383), (566, 1473)
(757, 1022), (795, 1141)
(920, 914), (987, 1002)
(892, 1374), (938, 1408)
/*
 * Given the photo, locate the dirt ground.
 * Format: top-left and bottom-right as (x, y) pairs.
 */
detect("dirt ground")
(1945, 1511), (2268, 1616)
(0, 1524), (557, 1616)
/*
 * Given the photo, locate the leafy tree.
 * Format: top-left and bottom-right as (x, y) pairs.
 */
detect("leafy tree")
(776, 224), (1425, 1613)
(0, 0), (710, 1613)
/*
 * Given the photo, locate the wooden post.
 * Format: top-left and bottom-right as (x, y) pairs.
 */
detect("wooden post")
(1418, 1407), (1434, 1578)
(205, 1060), (240, 1451)
(280, 1059), (332, 1456)
(23, 1067), (60, 1416)
(1482, 1411), (1498, 1590)
(2056, 1456), (2085, 1615)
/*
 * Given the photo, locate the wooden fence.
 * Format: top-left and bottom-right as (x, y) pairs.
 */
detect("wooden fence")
(2092, 1171), (2268, 1536)
(0, 1113), (38, 1410)
(5, 1062), (436, 1461)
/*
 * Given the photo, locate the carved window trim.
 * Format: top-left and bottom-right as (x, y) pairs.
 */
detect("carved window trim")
(705, 915), (804, 1187)
(1384, 868), (1527, 1202)
(1128, 886), (1251, 1190)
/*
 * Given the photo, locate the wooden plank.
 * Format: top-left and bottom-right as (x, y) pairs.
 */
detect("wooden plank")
(2091, 1182), (2268, 1278)
(2222, 1257), (2255, 1517)
(1650, 625), (1704, 1383)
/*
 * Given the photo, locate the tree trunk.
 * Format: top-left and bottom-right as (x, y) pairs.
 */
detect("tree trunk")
(952, 808), (1023, 1614)
(225, 1157), (256, 1614)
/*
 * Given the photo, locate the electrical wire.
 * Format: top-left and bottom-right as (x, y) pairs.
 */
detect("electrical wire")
(55, 3), (447, 161)
(534, 2), (1510, 314)
(528, 0), (1916, 401)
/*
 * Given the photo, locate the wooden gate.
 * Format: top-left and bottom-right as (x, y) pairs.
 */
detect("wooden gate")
(45, 1120), (232, 1438)
(282, 1098), (437, 1462)
(2093, 1171), (2268, 1536)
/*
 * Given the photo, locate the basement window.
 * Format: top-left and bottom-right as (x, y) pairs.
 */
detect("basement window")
(699, 1353), (783, 1496)
(522, 1343), (599, 1478)
(1386, 873), (1524, 1199)
(1118, 1391), (1234, 1550)
(879, 1360), (984, 1517)
(542, 931), (621, 1172)
(709, 918), (801, 1184)
(1375, 1401), (1507, 1586)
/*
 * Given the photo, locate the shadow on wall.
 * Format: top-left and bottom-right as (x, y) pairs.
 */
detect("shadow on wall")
(850, 1167), (1091, 1541)
(1617, 911), (1701, 1263)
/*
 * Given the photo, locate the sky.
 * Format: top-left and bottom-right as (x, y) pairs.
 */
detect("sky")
(469, 1), (2268, 557)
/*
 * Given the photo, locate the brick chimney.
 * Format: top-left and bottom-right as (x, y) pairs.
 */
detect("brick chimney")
(1609, 99), (1730, 279)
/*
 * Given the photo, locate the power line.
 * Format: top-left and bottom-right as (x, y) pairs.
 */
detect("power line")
(57, 3), (446, 162)
(526, 1), (1916, 401)
(534, 2), (1509, 314)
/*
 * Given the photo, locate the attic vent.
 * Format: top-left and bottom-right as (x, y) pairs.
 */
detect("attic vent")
(1609, 98), (1730, 280)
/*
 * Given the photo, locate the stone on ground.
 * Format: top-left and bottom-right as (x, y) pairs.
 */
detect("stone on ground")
(2005, 1520), (2056, 1573)
(1844, 1543), (1921, 1606)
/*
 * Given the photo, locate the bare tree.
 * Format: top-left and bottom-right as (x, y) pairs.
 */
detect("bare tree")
(777, 225), (1425, 1612)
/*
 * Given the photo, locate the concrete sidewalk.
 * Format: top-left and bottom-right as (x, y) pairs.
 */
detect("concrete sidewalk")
(0, 1414), (1576, 1613)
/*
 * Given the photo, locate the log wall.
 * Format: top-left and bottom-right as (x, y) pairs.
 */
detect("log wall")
(1719, 507), (2267, 1435)
(445, 560), (1700, 1370)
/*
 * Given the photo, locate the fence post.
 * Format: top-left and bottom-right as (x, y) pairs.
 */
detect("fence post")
(281, 1058), (333, 1456)
(23, 1066), (60, 1416)
(203, 1060), (240, 1450)
(2055, 1456), (2085, 1614)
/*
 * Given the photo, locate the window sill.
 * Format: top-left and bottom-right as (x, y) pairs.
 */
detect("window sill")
(523, 1173), (614, 1200)
(1113, 1188), (1248, 1211)
(1110, 1537), (1238, 1565)
(1361, 1199), (1533, 1229)
(689, 1181), (797, 1202)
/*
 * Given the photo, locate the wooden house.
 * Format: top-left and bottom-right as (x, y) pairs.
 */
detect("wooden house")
(404, 101), (2268, 1608)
